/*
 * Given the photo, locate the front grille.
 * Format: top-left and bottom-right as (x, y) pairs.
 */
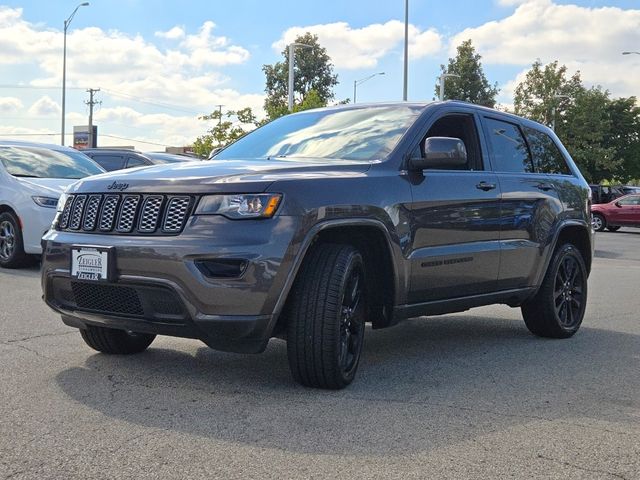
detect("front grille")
(56, 194), (193, 235)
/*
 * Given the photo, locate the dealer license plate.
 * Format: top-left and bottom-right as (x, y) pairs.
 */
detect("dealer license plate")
(70, 246), (112, 282)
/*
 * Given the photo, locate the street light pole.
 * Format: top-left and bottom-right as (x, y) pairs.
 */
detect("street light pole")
(403, 0), (409, 101)
(288, 42), (312, 112)
(61, 2), (89, 146)
(353, 72), (385, 103)
(438, 73), (460, 101)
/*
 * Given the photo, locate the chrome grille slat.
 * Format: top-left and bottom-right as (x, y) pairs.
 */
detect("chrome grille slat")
(163, 196), (191, 233)
(138, 196), (164, 233)
(57, 194), (192, 235)
(116, 195), (141, 233)
(69, 195), (87, 230)
(99, 195), (120, 232)
(82, 195), (102, 231)
(59, 196), (75, 229)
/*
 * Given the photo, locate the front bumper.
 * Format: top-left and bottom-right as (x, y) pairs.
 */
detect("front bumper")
(41, 214), (300, 353)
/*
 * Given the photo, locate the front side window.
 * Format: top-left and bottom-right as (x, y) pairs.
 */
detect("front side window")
(216, 105), (423, 162)
(126, 156), (148, 168)
(484, 117), (534, 173)
(0, 146), (104, 179)
(421, 114), (483, 170)
(524, 127), (571, 175)
(618, 195), (640, 206)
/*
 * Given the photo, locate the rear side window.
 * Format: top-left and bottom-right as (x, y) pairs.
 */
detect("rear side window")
(91, 155), (125, 171)
(618, 195), (640, 206)
(524, 127), (571, 175)
(484, 117), (534, 173)
(126, 156), (148, 168)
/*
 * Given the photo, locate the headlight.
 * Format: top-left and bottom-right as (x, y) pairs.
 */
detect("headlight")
(195, 194), (282, 219)
(32, 196), (59, 209)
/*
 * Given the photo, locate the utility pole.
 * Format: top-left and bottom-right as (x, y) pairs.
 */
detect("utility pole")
(287, 42), (312, 111)
(403, 0), (409, 101)
(214, 104), (224, 146)
(85, 88), (100, 148)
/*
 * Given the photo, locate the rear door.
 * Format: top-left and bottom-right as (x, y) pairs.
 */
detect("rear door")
(407, 108), (502, 303)
(480, 116), (563, 290)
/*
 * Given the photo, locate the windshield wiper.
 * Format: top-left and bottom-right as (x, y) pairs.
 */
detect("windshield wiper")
(12, 174), (40, 178)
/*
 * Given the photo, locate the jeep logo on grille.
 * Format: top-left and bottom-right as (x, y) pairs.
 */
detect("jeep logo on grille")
(107, 181), (129, 191)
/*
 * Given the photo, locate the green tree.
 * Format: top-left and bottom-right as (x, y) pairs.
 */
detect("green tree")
(262, 32), (338, 120)
(192, 107), (259, 157)
(513, 59), (583, 126)
(435, 39), (499, 107)
(513, 59), (640, 183)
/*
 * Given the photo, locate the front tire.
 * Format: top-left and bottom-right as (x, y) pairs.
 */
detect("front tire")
(0, 212), (30, 268)
(521, 243), (587, 338)
(286, 244), (366, 389)
(80, 325), (155, 354)
(591, 213), (606, 232)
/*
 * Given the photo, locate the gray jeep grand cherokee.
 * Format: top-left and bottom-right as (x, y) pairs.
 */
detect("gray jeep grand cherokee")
(42, 101), (593, 389)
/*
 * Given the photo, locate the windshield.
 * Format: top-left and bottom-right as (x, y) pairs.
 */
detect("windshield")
(215, 105), (423, 162)
(0, 146), (104, 179)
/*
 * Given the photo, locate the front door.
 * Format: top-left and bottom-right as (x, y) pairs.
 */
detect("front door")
(407, 112), (502, 303)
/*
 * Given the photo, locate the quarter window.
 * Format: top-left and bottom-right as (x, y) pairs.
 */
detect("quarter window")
(524, 127), (571, 175)
(484, 118), (534, 173)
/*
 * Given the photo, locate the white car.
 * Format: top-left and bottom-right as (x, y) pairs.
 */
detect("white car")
(0, 141), (104, 268)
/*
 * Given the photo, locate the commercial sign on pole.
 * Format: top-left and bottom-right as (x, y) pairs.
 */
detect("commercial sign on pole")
(73, 125), (97, 150)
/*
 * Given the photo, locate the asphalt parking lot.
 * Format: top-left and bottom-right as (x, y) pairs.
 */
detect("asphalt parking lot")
(1, 230), (639, 479)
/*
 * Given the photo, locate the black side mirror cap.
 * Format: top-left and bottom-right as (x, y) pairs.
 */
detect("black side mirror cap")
(408, 137), (467, 171)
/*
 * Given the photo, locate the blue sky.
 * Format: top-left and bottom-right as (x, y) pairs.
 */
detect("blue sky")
(0, 0), (639, 149)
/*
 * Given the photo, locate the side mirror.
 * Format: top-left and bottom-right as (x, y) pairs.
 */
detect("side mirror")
(614, 201), (622, 208)
(208, 147), (222, 159)
(408, 137), (467, 171)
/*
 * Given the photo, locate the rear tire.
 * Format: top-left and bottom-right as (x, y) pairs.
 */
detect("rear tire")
(591, 213), (606, 232)
(286, 243), (366, 389)
(80, 325), (155, 354)
(0, 212), (30, 269)
(521, 243), (587, 338)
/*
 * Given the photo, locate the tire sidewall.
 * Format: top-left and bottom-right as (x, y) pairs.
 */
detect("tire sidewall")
(547, 244), (588, 335)
(334, 251), (365, 385)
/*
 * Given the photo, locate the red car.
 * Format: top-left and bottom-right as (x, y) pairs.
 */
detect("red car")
(591, 194), (640, 232)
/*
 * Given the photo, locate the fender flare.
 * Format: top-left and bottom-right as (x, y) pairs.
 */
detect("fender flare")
(270, 218), (404, 324)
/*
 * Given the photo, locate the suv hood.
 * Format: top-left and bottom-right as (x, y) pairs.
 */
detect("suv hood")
(67, 158), (372, 194)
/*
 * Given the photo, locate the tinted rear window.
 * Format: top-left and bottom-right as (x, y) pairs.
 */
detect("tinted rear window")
(524, 127), (571, 175)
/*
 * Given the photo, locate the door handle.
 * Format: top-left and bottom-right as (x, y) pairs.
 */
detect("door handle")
(476, 181), (496, 191)
(536, 183), (555, 191)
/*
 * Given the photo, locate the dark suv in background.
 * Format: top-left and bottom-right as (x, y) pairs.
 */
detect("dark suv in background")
(42, 101), (593, 389)
(83, 149), (193, 171)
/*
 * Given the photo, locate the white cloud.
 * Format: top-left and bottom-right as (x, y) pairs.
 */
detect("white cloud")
(0, 96), (23, 113)
(28, 95), (60, 116)
(0, 6), (262, 147)
(155, 26), (185, 40)
(452, 0), (640, 101)
(274, 21), (442, 70)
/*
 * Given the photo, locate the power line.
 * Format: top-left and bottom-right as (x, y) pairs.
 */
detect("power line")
(100, 88), (203, 115)
(0, 132), (171, 147)
(0, 85), (86, 90)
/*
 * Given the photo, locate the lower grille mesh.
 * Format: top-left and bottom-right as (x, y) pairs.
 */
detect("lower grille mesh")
(71, 282), (144, 316)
